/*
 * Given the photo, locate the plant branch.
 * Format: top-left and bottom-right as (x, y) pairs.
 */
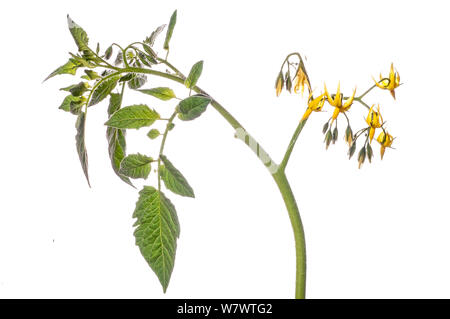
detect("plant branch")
(279, 119), (308, 172)
(157, 111), (178, 190)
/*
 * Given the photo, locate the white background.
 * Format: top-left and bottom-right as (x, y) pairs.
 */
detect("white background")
(1, 0), (449, 298)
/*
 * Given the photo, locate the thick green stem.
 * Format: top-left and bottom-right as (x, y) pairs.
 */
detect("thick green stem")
(272, 171), (306, 299)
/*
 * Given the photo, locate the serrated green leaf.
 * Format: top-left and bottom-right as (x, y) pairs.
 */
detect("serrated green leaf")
(107, 93), (133, 187)
(75, 112), (90, 187)
(185, 60), (203, 89)
(59, 95), (81, 112)
(119, 153), (153, 179)
(163, 10), (177, 50)
(133, 186), (179, 292)
(60, 84), (77, 92)
(69, 81), (89, 97)
(107, 92), (122, 115)
(138, 87), (176, 101)
(159, 155), (195, 198)
(67, 15), (89, 52)
(128, 74), (147, 90)
(89, 75), (120, 106)
(177, 95), (211, 121)
(84, 69), (100, 80)
(147, 129), (160, 139)
(105, 104), (160, 129)
(44, 59), (79, 82)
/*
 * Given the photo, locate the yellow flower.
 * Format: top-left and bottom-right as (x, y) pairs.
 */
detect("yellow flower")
(376, 131), (394, 160)
(324, 82), (356, 123)
(301, 93), (325, 121)
(373, 63), (400, 99)
(275, 72), (284, 97)
(293, 65), (311, 95)
(365, 105), (384, 143)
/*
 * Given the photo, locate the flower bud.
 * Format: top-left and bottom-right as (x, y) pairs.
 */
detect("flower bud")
(275, 71), (284, 97)
(348, 142), (356, 159)
(285, 72), (292, 93)
(322, 122), (329, 134)
(332, 127), (338, 144)
(366, 143), (373, 163)
(358, 146), (366, 169)
(345, 125), (353, 146)
(324, 130), (332, 150)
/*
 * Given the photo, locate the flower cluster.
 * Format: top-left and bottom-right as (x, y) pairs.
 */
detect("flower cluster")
(276, 54), (400, 168)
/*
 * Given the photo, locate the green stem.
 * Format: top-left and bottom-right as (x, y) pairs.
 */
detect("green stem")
(272, 171), (306, 299)
(279, 119), (308, 171)
(158, 111), (178, 190)
(116, 63), (306, 298)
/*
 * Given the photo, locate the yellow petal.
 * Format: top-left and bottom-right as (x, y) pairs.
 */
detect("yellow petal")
(369, 127), (376, 143)
(301, 108), (312, 121)
(380, 146), (386, 160)
(331, 107), (340, 124)
(343, 87), (356, 109)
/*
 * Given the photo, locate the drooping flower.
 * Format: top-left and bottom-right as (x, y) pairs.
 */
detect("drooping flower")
(376, 131), (394, 159)
(373, 63), (400, 99)
(301, 93), (325, 121)
(293, 64), (311, 95)
(365, 105), (384, 143)
(324, 82), (356, 123)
